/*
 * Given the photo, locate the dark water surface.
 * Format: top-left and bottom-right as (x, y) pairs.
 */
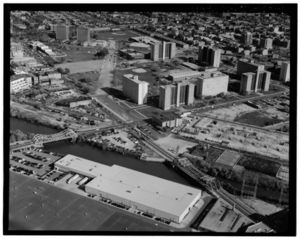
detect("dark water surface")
(10, 117), (193, 186)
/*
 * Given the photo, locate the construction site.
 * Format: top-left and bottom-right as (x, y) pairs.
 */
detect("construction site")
(178, 116), (289, 161)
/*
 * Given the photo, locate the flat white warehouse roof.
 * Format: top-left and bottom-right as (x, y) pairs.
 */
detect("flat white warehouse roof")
(55, 154), (111, 178)
(55, 154), (202, 220)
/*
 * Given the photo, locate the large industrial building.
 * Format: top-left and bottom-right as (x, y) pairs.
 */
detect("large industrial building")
(196, 71), (229, 98)
(240, 71), (271, 94)
(123, 74), (149, 105)
(198, 46), (221, 68)
(159, 82), (195, 110)
(55, 154), (202, 223)
(279, 61), (290, 82)
(77, 26), (90, 43)
(55, 24), (70, 41)
(150, 41), (176, 61)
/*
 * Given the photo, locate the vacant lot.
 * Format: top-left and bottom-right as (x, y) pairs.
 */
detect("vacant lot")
(55, 60), (103, 74)
(64, 71), (100, 94)
(154, 134), (198, 154)
(9, 172), (171, 231)
(238, 155), (282, 177)
(204, 104), (257, 121)
(180, 117), (289, 160)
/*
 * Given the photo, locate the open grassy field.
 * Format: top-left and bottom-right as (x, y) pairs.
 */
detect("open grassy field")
(48, 42), (98, 63)
(9, 172), (172, 231)
(55, 60), (103, 74)
(95, 30), (139, 41)
(63, 46), (97, 63)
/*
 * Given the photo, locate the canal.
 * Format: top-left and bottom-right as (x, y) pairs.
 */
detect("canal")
(10, 117), (194, 186)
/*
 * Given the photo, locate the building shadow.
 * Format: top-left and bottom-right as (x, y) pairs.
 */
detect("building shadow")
(101, 87), (127, 100)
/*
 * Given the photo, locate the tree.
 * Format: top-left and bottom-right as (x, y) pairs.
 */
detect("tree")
(10, 134), (17, 143)
(57, 67), (64, 74)
(64, 68), (70, 74)
(94, 47), (109, 59)
(39, 33), (50, 42)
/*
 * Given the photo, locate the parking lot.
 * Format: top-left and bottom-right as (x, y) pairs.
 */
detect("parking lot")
(10, 149), (63, 177)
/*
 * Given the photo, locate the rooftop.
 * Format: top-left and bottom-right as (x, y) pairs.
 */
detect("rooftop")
(198, 71), (227, 79)
(199, 199), (253, 232)
(123, 74), (149, 85)
(215, 150), (241, 168)
(130, 36), (161, 45)
(246, 222), (275, 233)
(181, 62), (201, 70)
(169, 69), (202, 79)
(10, 74), (32, 82)
(152, 111), (180, 122)
(55, 154), (202, 219)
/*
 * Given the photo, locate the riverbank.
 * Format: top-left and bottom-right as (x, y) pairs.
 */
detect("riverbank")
(11, 102), (64, 130)
(10, 117), (189, 185)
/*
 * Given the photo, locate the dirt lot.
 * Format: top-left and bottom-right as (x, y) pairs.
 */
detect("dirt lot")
(154, 133), (198, 155)
(240, 198), (282, 216)
(9, 172), (172, 231)
(204, 104), (257, 121)
(235, 111), (283, 127)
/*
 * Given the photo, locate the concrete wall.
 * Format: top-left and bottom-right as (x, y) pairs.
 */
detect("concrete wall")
(85, 184), (187, 223)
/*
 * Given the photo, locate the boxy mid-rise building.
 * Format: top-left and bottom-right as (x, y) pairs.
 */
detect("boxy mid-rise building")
(55, 24), (69, 41)
(159, 82), (195, 110)
(77, 26), (90, 43)
(196, 71), (229, 99)
(150, 41), (176, 61)
(279, 61), (290, 82)
(240, 70), (271, 95)
(123, 74), (149, 105)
